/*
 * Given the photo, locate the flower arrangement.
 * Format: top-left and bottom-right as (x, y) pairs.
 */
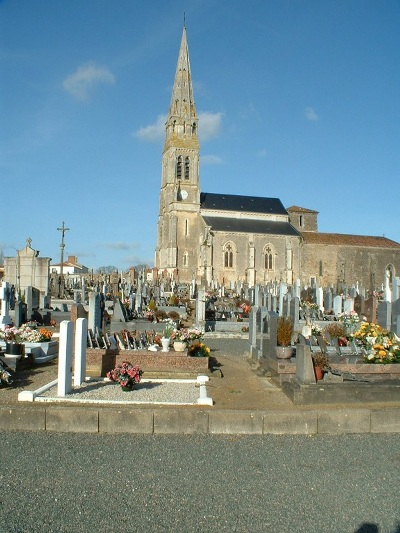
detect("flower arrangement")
(106, 361), (143, 389)
(301, 301), (319, 311)
(162, 324), (174, 338)
(311, 324), (322, 336)
(354, 322), (400, 364)
(171, 327), (203, 343)
(339, 310), (359, 326)
(188, 341), (210, 357)
(239, 301), (252, 314)
(144, 310), (155, 321)
(0, 324), (53, 343)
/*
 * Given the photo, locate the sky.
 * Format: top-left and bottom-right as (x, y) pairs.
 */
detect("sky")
(1, 0), (400, 272)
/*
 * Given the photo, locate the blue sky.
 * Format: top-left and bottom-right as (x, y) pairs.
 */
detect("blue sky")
(1, 0), (399, 272)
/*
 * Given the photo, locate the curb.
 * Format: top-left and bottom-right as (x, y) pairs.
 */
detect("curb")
(1, 404), (400, 435)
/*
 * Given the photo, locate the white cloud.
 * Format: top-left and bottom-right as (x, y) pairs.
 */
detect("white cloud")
(134, 111), (223, 143)
(135, 114), (166, 142)
(101, 241), (135, 250)
(63, 62), (115, 101)
(201, 154), (223, 165)
(305, 107), (318, 121)
(198, 112), (222, 141)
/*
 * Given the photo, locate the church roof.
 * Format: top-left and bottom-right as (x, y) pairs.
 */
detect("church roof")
(200, 192), (288, 215)
(202, 216), (300, 236)
(301, 231), (400, 248)
(287, 205), (319, 214)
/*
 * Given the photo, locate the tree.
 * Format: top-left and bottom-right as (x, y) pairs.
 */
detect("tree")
(96, 265), (118, 274)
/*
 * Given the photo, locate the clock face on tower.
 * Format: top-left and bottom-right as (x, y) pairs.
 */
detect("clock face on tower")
(181, 189), (188, 200)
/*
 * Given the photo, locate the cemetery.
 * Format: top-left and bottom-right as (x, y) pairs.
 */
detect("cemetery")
(1, 265), (400, 434)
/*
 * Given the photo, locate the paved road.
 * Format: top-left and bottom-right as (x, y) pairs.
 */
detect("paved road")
(1, 432), (399, 532)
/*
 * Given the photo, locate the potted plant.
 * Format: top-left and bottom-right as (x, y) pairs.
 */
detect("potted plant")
(0, 325), (26, 355)
(106, 361), (143, 391)
(312, 353), (330, 381)
(275, 316), (294, 359)
(188, 341), (211, 357)
(161, 325), (173, 352)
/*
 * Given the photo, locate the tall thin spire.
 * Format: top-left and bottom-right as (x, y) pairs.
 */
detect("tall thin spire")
(164, 25), (198, 148)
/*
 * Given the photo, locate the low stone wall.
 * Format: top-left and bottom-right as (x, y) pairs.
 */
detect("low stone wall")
(85, 348), (210, 377)
(263, 355), (400, 386)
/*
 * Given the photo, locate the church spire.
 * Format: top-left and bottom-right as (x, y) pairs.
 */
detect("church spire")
(164, 25), (198, 149)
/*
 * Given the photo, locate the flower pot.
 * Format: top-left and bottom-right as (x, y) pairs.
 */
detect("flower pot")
(5, 343), (24, 356)
(121, 384), (134, 391)
(173, 341), (187, 352)
(314, 366), (324, 381)
(275, 346), (293, 359)
(161, 337), (170, 352)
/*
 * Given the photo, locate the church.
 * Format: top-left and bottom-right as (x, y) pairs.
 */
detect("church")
(155, 26), (400, 291)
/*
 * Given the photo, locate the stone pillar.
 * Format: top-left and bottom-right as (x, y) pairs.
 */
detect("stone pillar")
(74, 318), (88, 386)
(58, 320), (73, 396)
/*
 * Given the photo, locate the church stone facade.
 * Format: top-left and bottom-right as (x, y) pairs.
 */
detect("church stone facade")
(155, 27), (400, 291)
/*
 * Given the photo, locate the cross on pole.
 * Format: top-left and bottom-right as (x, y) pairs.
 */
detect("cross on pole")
(57, 221), (70, 298)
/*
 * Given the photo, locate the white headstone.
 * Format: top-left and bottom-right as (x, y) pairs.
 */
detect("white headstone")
(333, 295), (342, 316)
(343, 297), (354, 314)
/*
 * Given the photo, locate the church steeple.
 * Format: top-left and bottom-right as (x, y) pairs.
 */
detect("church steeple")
(164, 26), (199, 150)
(155, 25), (201, 283)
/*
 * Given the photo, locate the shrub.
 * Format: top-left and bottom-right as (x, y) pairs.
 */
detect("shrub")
(277, 316), (293, 347)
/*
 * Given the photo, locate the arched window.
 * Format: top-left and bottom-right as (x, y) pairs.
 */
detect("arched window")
(223, 243), (234, 268)
(184, 157), (190, 180)
(183, 251), (188, 268)
(185, 219), (189, 236)
(176, 156), (182, 179)
(264, 245), (274, 270)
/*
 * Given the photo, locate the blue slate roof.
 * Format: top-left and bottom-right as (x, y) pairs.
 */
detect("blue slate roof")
(202, 216), (300, 236)
(200, 192), (288, 215)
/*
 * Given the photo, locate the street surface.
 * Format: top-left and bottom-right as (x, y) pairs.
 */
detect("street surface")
(1, 432), (399, 532)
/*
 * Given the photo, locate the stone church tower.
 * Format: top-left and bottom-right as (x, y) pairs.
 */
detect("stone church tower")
(155, 26), (203, 283)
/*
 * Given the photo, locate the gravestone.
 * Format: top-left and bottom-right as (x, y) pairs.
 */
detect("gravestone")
(392, 277), (400, 302)
(0, 281), (12, 327)
(88, 292), (102, 333)
(26, 286), (40, 321)
(278, 282), (287, 316)
(363, 296), (377, 323)
(196, 287), (206, 325)
(354, 293), (363, 317)
(71, 303), (88, 323)
(14, 301), (27, 327)
(112, 297), (128, 322)
(377, 301), (391, 331)
(261, 310), (278, 359)
(316, 287), (323, 311)
(333, 295), (342, 316)
(295, 345), (316, 385)
(289, 296), (300, 333)
(248, 306), (259, 358)
(343, 297), (354, 315)
(294, 279), (301, 299)
(391, 298), (400, 335)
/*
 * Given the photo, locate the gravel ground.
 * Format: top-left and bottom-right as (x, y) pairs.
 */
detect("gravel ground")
(1, 432), (400, 532)
(38, 378), (201, 405)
